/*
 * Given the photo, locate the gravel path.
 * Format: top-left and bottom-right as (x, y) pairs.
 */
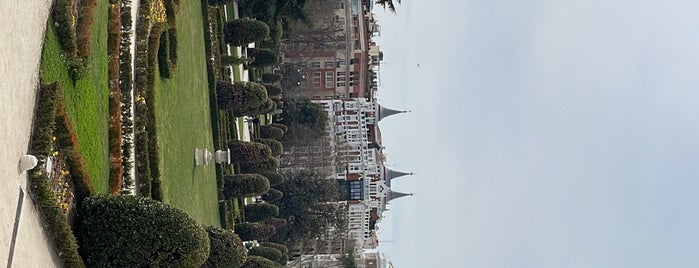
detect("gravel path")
(0, 0), (62, 267)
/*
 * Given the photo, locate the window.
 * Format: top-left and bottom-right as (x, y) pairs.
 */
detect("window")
(337, 71), (346, 76)
(313, 72), (321, 77)
(325, 71), (334, 87)
(325, 61), (335, 68)
(311, 62), (321, 68)
(338, 59), (346, 66)
(350, 59), (359, 64)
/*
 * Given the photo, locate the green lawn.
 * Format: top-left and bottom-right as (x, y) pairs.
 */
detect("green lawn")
(155, 0), (220, 226)
(40, 3), (110, 193)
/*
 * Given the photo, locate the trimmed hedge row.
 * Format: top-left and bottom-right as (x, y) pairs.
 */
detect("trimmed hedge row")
(146, 22), (169, 201)
(52, 0), (98, 79)
(108, 3), (124, 195)
(165, 0), (179, 67)
(28, 82), (87, 267)
(202, 226), (248, 268)
(134, 0), (152, 196)
(55, 99), (97, 204)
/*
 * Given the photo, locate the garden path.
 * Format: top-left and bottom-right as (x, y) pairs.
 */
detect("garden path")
(0, 0), (61, 267)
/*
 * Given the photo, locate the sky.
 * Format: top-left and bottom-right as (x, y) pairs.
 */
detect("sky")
(372, 0), (699, 267)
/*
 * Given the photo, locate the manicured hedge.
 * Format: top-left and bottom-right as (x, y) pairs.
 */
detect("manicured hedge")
(229, 140), (272, 164)
(239, 157), (279, 174)
(258, 172), (283, 187)
(28, 82), (87, 267)
(255, 138), (283, 156)
(244, 203), (279, 222)
(223, 18), (270, 46)
(108, 3), (124, 195)
(241, 256), (283, 268)
(234, 222), (277, 241)
(261, 188), (283, 203)
(261, 73), (282, 83)
(55, 101), (96, 204)
(119, 0), (135, 194)
(224, 174), (270, 198)
(262, 83), (282, 97)
(267, 123), (287, 133)
(76, 195), (210, 267)
(202, 226), (248, 268)
(259, 125), (284, 140)
(216, 81), (271, 117)
(249, 246), (282, 263)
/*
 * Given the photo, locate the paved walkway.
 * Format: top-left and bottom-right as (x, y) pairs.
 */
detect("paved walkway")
(0, 0), (61, 267)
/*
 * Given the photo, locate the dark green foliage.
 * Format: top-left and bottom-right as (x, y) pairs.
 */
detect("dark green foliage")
(208, 0), (235, 5)
(265, 218), (287, 230)
(27, 82), (86, 268)
(224, 174), (270, 198)
(255, 138), (283, 156)
(234, 223), (277, 241)
(259, 242), (288, 256)
(244, 203), (280, 222)
(76, 196), (210, 267)
(216, 81), (270, 116)
(229, 140), (273, 163)
(241, 256), (283, 268)
(279, 98), (328, 144)
(261, 188), (283, 202)
(52, 0), (77, 58)
(259, 172), (284, 186)
(239, 156), (279, 174)
(158, 32), (172, 78)
(249, 246), (282, 262)
(268, 123), (287, 133)
(261, 73), (283, 83)
(120, 0), (135, 194)
(259, 125), (284, 140)
(202, 226), (248, 268)
(262, 83), (282, 96)
(224, 18), (270, 46)
(248, 48), (279, 67)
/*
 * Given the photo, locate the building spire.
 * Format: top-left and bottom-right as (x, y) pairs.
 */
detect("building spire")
(387, 190), (413, 202)
(384, 167), (413, 186)
(377, 103), (408, 121)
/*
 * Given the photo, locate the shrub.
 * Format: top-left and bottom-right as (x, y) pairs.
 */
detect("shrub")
(223, 174), (270, 198)
(229, 140), (273, 163)
(241, 256), (283, 268)
(259, 242), (288, 256)
(158, 32), (172, 78)
(262, 83), (282, 96)
(261, 73), (282, 83)
(77, 195), (210, 267)
(258, 172), (283, 186)
(244, 203), (279, 222)
(248, 49), (279, 67)
(239, 157), (279, 174)
(216, 81), (269, 116)
(259, 125), (284, 140)
(224, 18), (270, 46)
(249, 246), (282, 262)
(264, 218), (287, 230)
(234, 223), (277, 241)
(255, 138), (283, 156)
(202, 226), (248, 268)
(268, 123), (287, 133)
(261, 188), (283, 203)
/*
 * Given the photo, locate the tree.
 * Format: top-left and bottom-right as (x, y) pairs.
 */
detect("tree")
(249, 246), (282, 262)
(224, 174), (270, 198)
(259, 125), (285, 140)
(259, 172), (284, 186)
(245, 203), (280, 222)
(271, 170), (343, 241)
(278, 98), (327, 145)
(217, 81), (270, 116)
(262, 73), (283, 83)
(77, 196), (210, 267)
(248, 48), (280, 67)
(375, 0), (402, 12)
(234, 222), (277, 241)
(255, 138), (283, 156)
(202, 226), (248, 268)
(229, 140), (273, 163)
(224, 18), (270, 46)
(261, 188), (284, 202)
(262, 83), (283, 97)
(241, 256), (283, 268)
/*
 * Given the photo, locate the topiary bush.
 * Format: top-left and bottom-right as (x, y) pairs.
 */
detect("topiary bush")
(241, 256), (283, 268)
(217, 81), (270, 116)
(229, 140), (272, 163)
(234, 223), (277, 241)
(224, 18), (270, 46)
(261, 188), (283, 203)
(249, 246), (282, 262)
(258, 172), (283, 186)
(261, 73), (282, 83)
(255, 138), (283, 156)
(223, 174), (270, 198)
(244, 203), (279, 222)
(264, 218), (287, 230)
(239, 157), (279, 174)
(259, 125), (284, 140)
(259, 242), (288, 257)
(202, 226), (248, 268)
(76, 195), (210, 267)
(268, 123), (287, 133)
(248, 48), (279, 67)
(262, 83), (282, 97)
